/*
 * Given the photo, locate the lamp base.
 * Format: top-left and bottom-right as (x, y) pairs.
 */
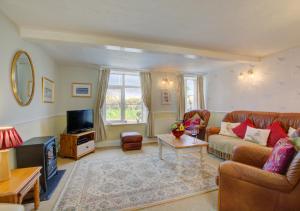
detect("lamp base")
(0, 149), (11, 182)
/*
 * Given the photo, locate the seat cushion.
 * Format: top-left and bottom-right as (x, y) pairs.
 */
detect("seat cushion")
(209, 134), (260, 156)
(121, 132), (143, 143)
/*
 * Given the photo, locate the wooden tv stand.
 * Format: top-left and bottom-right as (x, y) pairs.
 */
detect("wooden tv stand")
(59, 130), (95, 160)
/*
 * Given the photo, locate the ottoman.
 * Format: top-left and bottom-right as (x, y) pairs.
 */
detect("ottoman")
(120, 132), (143, 151)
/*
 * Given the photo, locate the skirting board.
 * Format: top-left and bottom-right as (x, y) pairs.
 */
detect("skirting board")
(96, 137), (157, 148)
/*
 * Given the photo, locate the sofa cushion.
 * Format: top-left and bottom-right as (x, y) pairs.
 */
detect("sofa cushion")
(263, 138), (296, 174)
(232, 119), (255, 139)
(219, 122), (240, 137)
(244, 126), (271, 146)
(267, 121), (288, 147)
(184, 113), (201, 129)
(209, 134), (258, 156)
(288, 127), (300, 138)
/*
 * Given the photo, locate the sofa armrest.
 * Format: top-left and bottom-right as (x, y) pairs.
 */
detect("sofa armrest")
(232, 145), (272, 168)
(219, 161), (293, 192)
(206, 127), (220, 141)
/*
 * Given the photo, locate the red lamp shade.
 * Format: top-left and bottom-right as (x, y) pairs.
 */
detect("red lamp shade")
(0, 127), (23, 150)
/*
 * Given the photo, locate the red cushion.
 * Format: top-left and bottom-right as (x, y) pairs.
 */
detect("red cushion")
(192, 118), (201, 125)
(184, 119), (192, 128)
(184, 118), (200, 130)
(263, 138), (295, 174)
(267, 121), (288, 147)
(232, 119), (255, 139)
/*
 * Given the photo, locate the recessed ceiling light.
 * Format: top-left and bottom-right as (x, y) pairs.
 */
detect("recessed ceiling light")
(105, 45), (122, 51)
(184, 54), (197, 59)
(123, 47), (143, 53)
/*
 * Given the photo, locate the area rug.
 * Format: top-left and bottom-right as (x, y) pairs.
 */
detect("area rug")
(54, 152), (218, 211)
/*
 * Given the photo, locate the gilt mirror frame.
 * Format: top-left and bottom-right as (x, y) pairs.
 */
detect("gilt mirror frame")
(11, 50), (35, 106)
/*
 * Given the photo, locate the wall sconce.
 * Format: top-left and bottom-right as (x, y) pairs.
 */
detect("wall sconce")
(248, 69), (254, 79)
(161, 77), (173, 86)
(238, 72), (244, 80)
(238, 69), (255, 80)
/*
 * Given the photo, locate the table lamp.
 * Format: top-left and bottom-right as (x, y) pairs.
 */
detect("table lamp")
(0, 127), (23, 182)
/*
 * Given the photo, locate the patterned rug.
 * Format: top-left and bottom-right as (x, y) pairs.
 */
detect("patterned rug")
(54, 151), (218, 211)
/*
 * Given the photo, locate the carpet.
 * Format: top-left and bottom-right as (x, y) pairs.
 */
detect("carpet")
(54, 152), (218, 211)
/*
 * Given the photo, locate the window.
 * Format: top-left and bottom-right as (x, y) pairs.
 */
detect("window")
(104, 72), (145, 124)
(184, 76), (197, 111)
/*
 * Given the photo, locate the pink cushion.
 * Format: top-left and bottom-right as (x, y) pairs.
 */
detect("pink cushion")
(184, 118), (201, 130)
(184, 119), (192, 128)
(263, 138), (295, 174)
(232, 119), (255, 139)
(267, 121), (288, 147)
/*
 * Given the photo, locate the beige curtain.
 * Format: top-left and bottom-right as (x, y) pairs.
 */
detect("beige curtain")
(94, 68), (110, 142)
(197, 75), (205, 109)
(177, 74), (185, 120)
(140, 72), (154, 137)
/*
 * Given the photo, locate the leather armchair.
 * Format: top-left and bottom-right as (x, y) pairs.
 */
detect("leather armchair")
(183, 110), (210, 140)
(217, 145), (300, 211)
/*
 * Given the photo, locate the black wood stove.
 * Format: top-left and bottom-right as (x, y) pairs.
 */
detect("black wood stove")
(16, 136), (57, 193)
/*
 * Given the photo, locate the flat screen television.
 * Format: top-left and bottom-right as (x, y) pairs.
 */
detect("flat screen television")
(67, 109), (94, 134)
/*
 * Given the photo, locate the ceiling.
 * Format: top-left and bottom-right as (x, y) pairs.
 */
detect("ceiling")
(33, 40), (240, 73)
(1, 0), (299, 72)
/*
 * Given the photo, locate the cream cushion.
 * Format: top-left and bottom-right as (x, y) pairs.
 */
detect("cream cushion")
(244, 126), (271, 146)
(219, 122), (240, 137)
(288, 127), (297, 137)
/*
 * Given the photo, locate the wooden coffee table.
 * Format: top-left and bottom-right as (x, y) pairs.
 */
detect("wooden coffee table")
(157, 134), (208, 164)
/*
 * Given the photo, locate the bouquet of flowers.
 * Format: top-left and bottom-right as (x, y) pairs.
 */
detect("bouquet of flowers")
(170, 121), (185, 138)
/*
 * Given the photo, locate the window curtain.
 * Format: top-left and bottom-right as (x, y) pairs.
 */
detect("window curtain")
(140, 72), (154, 137)
(94, 68), (110, 142)
(197, 75), (205, 109)
(177, 74), (185, 120)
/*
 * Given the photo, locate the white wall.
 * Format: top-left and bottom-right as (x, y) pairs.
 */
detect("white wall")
(0, 12), (58, 126)
(0, 11), (59, 168)
(55, 65), (179, 139)
(206, 47), (300, 113)
(56, 65), (98, 114)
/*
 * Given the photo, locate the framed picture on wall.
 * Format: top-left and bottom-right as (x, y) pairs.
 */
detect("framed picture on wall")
(161, 89), (171, 105)
(72, 83), (92, 97)
(42, 77), (55, 103)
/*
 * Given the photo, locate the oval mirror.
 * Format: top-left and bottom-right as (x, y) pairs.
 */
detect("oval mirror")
(11, 50), (35, 106)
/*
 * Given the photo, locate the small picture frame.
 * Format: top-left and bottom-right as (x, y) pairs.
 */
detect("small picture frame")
(72, 83), (92, 97)
(161, 89), (171, 105)
(42, 77), (55, 103)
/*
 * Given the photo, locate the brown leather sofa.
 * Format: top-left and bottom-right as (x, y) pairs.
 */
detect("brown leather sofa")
(206, 111), (300, 160)
(218, 144), (300, 211)
(183, 109), (210, 140)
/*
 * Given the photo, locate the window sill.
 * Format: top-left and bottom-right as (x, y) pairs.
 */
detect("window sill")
(105, 122), (146, 126)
